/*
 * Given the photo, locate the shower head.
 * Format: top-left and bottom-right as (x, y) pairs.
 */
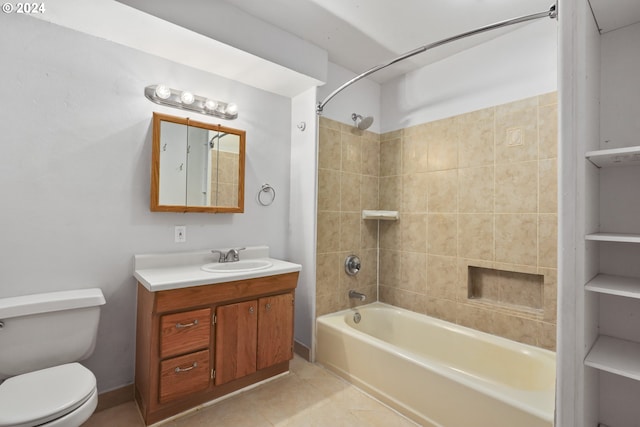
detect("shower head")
(351, 113), (374, 130)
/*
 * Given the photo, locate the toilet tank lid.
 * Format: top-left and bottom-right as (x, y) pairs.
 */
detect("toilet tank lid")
(0, 288), (105, 319)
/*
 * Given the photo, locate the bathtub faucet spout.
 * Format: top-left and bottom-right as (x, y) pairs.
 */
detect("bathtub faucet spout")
(349, 290), (366, 301)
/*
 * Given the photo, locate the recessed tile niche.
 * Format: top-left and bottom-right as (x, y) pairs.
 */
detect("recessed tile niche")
(468, 266), (544, 311)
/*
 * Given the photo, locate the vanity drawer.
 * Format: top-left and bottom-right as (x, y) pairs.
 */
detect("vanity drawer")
(159, 349), (210, 404)
(160, 308), (211, 359)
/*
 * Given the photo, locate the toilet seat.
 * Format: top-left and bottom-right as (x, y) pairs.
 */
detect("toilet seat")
(0, 363), (97, 427)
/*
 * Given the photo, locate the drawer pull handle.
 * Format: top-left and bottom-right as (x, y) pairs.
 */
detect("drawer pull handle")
(249, 306), (255, 314)
(265, 303), (272, 312)
(175, 319), (199, 329)
(175, 362), (197, 373)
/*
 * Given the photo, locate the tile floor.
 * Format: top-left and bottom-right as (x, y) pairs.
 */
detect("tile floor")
(83, 355), (418, 427)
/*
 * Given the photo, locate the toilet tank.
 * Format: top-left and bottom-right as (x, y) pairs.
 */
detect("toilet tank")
(0, 288), (105, 380)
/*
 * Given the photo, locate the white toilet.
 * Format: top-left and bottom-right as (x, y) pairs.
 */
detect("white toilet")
(0, 288), (106, 427)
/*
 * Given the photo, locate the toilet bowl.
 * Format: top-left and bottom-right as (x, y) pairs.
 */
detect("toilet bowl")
(0, 363), (98, 427)
(0, 289), (105, 427)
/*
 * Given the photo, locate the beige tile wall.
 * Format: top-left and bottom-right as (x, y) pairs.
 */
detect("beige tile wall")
(316, 92), (558, 351)
(316, 118), (379, 316)
(210, 151), (239, 206)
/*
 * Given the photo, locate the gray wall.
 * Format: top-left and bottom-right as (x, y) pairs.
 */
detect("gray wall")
(0, 14), (294, 392)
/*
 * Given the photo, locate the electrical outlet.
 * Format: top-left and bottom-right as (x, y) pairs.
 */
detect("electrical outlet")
(174, 226), (186, 243)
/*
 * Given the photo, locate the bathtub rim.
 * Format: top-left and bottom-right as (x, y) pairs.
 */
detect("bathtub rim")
(319, 302), (555, 354)
(316, 301), (556, 423)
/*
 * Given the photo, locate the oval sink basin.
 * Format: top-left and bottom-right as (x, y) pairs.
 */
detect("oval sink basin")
(201, 259), (273, 273)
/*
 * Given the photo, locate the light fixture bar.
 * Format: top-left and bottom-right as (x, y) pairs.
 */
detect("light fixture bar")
(144, 84), (238, 120)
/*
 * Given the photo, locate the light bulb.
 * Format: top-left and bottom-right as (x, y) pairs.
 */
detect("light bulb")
(155, 85), (171, 99)
(180, 91), (195, 105)
(204, 99), (218, 111)
(225, 103), (238, 115)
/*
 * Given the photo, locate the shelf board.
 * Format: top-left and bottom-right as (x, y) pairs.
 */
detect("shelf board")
(586, 145), (640, 167)
(585, 274), (640, 299)
(361, 210), (399, 220)
(585, 335), (640, 381)
(585, 233), (640, 243)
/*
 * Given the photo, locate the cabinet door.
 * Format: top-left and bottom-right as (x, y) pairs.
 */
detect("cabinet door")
(257, 293), (294, 370)
(215, 300), (257, 385)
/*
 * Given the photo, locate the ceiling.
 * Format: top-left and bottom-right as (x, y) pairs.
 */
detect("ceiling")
(589, 0), (640, 33)
(217, 0), (558, 83)
(39, 0), (640, 92)
(112, 0), (640, 85)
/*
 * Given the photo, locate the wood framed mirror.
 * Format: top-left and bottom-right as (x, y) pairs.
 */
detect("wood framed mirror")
(151, 112), (245, 213)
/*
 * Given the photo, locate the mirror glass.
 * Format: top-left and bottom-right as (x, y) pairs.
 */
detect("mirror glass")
(151, 113), (245, 213)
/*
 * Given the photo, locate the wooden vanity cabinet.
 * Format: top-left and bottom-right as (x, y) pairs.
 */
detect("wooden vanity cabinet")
(257, 293), (294, 369)
(160, 308), (211, 359)
(159, 349), (210, 404)
(157, 308), (211, 404)
(135, 272), (298, 425)
(214, 293), (294, 386)
(214, 300), (258, 385)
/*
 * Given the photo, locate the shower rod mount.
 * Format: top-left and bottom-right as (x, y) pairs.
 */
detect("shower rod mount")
(316, 3), (557, 115)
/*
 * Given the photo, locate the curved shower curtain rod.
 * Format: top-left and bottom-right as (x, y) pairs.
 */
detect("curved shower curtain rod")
(316, 3), (557, 115)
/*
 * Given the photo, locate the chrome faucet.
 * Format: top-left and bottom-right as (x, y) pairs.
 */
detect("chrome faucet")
(349, 290), (366, 301)
(224, 247), (245, 262)
(211, 247), (246, 263)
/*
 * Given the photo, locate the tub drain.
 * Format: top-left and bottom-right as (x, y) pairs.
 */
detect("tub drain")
(353, 312), (361, 324)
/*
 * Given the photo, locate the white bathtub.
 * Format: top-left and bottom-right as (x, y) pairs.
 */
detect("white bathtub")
(316, 302), (555, 427)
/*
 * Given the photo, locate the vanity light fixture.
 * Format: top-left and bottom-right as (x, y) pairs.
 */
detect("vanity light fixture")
(180, 91), (195, 105)
(204, 99), (218, 111)
(225, 103), (238, 116)
(154, 84), (171, 100)
(144, 84), (238, 120)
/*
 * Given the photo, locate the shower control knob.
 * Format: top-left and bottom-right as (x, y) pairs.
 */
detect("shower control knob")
(345, 255), (361, 276)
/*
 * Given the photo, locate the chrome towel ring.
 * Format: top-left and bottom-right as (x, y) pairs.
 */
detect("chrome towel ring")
(258, 183), (276, 206)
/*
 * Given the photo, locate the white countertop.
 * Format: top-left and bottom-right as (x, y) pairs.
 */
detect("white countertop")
(134, 246), (302, 292)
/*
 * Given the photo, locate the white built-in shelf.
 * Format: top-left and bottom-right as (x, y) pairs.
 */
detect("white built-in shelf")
(585, 335), (640, 381)
(362, 210), (399, 220)
(585, 233), (640, 243)
(585, 274), (640, 299)
(586, 145), (640, 168)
